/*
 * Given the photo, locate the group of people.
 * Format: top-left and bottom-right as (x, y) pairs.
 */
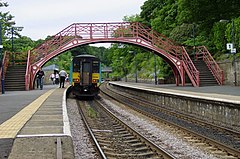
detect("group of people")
(36, 68), (68, 90)
(50, 72), (59, 85)
(49, 69), (68, 88)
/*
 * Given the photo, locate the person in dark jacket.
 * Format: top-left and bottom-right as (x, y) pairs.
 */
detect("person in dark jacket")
(36, 68), (45, 90)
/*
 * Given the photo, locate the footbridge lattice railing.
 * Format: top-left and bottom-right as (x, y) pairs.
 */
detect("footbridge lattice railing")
(31, 22), (200, 86)
(195, 46), (224, 85)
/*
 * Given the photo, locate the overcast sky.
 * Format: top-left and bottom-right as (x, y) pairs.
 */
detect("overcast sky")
(3, 0), (146, 44)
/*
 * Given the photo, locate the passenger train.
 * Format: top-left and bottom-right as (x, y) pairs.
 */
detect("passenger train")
(70, 54), (101, 97)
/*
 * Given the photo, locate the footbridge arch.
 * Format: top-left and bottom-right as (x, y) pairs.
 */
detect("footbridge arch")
(28, 22), (199, 89)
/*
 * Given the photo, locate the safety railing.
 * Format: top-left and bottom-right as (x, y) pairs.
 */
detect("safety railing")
(0, 52), (10, 93)
(31, 22), (199, 86)
(135, 23), (199, 86)
(8, 52), (28, 66)
(195, 46), (224, 85)
(25, 50), (31, 90)
(182, 47), (199, 86)
(135, 22), (180, 56)
(32, 22), (182, 63)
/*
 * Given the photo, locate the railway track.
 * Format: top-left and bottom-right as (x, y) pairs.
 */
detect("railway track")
(100, 82), (240, 159)
(77, 99), (176, 159)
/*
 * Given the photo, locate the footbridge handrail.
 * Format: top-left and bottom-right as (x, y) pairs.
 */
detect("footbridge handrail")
(0, 52), (10, 93)
(1, 52), (9, 77)
(133, 23), (199, 86)
(195, 46), (224, 85)
(134, 22), (182, 57)
(32, 22), (185, 63)
(182, 47), (199, 86)
(30, 22), (200, 87)
(25, 50), (31, 90)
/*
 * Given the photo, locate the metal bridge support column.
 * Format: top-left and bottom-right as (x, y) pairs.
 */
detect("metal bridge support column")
(173, 61), (185, 86)
(172, 67), (179, 86)
(181, 62), (185, 86)
(29, 66), (34, 90)
(29, 65), (40, 90)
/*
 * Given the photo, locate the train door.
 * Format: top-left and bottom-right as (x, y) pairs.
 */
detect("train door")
(82, 62), (91, 85)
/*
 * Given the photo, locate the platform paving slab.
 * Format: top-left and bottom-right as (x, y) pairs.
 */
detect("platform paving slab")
(0, 89), (55, 139)
(0, 139), (14, 159)
(0, 85), (73, 158)
(0, 86), (57, 159)
(0, 85), (58, 125)
(8, 87), (74, 158)
(8, 136), (74, 159)
(19, 127), (63, 135)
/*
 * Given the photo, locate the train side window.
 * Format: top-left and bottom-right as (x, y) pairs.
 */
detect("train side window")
(73, 61), (80, 72)
(92, 61), (99, 73)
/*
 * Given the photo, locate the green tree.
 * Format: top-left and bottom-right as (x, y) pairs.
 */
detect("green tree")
(1, 1), (15, 52)
(151, 0), (178, 36)
(140, 0), (165, 26)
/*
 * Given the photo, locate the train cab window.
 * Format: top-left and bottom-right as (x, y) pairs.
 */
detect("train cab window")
(83, 62), (90, 72)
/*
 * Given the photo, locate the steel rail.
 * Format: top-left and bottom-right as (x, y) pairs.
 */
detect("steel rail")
(94, 99), (177, 159)
(101, 83), (240, 158)
(107, 83), (240, 135)
(76, 101), (107, 159)
(76, 98), (176, 158)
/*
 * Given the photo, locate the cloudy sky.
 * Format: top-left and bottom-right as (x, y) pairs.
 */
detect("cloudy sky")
(3, 0), (146, 43)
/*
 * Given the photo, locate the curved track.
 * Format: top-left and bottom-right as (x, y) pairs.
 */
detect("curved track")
(77, 99), (176, 159)
(101, 82), (240, 159)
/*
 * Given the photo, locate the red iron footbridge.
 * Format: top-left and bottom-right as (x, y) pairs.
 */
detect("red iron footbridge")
(0, 22), (224, 91)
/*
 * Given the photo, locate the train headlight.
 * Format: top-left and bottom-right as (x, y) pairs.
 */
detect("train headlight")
(73, 78), (80, 83)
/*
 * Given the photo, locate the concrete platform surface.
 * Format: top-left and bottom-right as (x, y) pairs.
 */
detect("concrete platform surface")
(110, 82), (240, 104)
(0, 84), (73, 159)
(0, 85), (58, 125)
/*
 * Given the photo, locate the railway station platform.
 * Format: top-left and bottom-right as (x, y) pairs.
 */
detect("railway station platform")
(109, 81), (240, 131)
(109, 81), (240, 104)
(0, 85), (74, 159)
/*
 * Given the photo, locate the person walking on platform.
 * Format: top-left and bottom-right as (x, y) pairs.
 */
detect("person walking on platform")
(59, 69), (67, 88)
(50, 73), (55, 85)
(36, 68), (45, 90)
(55, 73), (59, 84)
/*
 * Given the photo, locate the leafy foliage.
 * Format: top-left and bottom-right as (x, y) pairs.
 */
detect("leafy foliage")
(140, 0), (240, 59)
(1, 0), (240, 82)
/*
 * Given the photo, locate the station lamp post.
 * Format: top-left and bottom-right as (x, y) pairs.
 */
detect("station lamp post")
(120, 56), (127, 82)
(10, 23), (23, 65)
(192, 23), (196, 58)
(129, 51), (137, 83)
(220, 19), (237, 86)
(0, 21), (4, 94)
(154, 53), (157, 85)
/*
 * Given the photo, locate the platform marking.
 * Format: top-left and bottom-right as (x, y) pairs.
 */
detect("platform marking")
(0, 89), (55, 138)
(62, 86), (71, 136)
(17, 134), (67, 138)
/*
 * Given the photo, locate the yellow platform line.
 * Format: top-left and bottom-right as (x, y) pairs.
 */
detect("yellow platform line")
(0, 89), (55, 138)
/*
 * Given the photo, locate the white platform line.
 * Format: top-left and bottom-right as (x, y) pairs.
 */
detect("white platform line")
(17, 134), (67, 138)
(62, 86), (72, 136)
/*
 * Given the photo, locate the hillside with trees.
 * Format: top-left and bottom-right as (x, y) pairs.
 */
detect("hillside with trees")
(1, 0), (240, 81)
